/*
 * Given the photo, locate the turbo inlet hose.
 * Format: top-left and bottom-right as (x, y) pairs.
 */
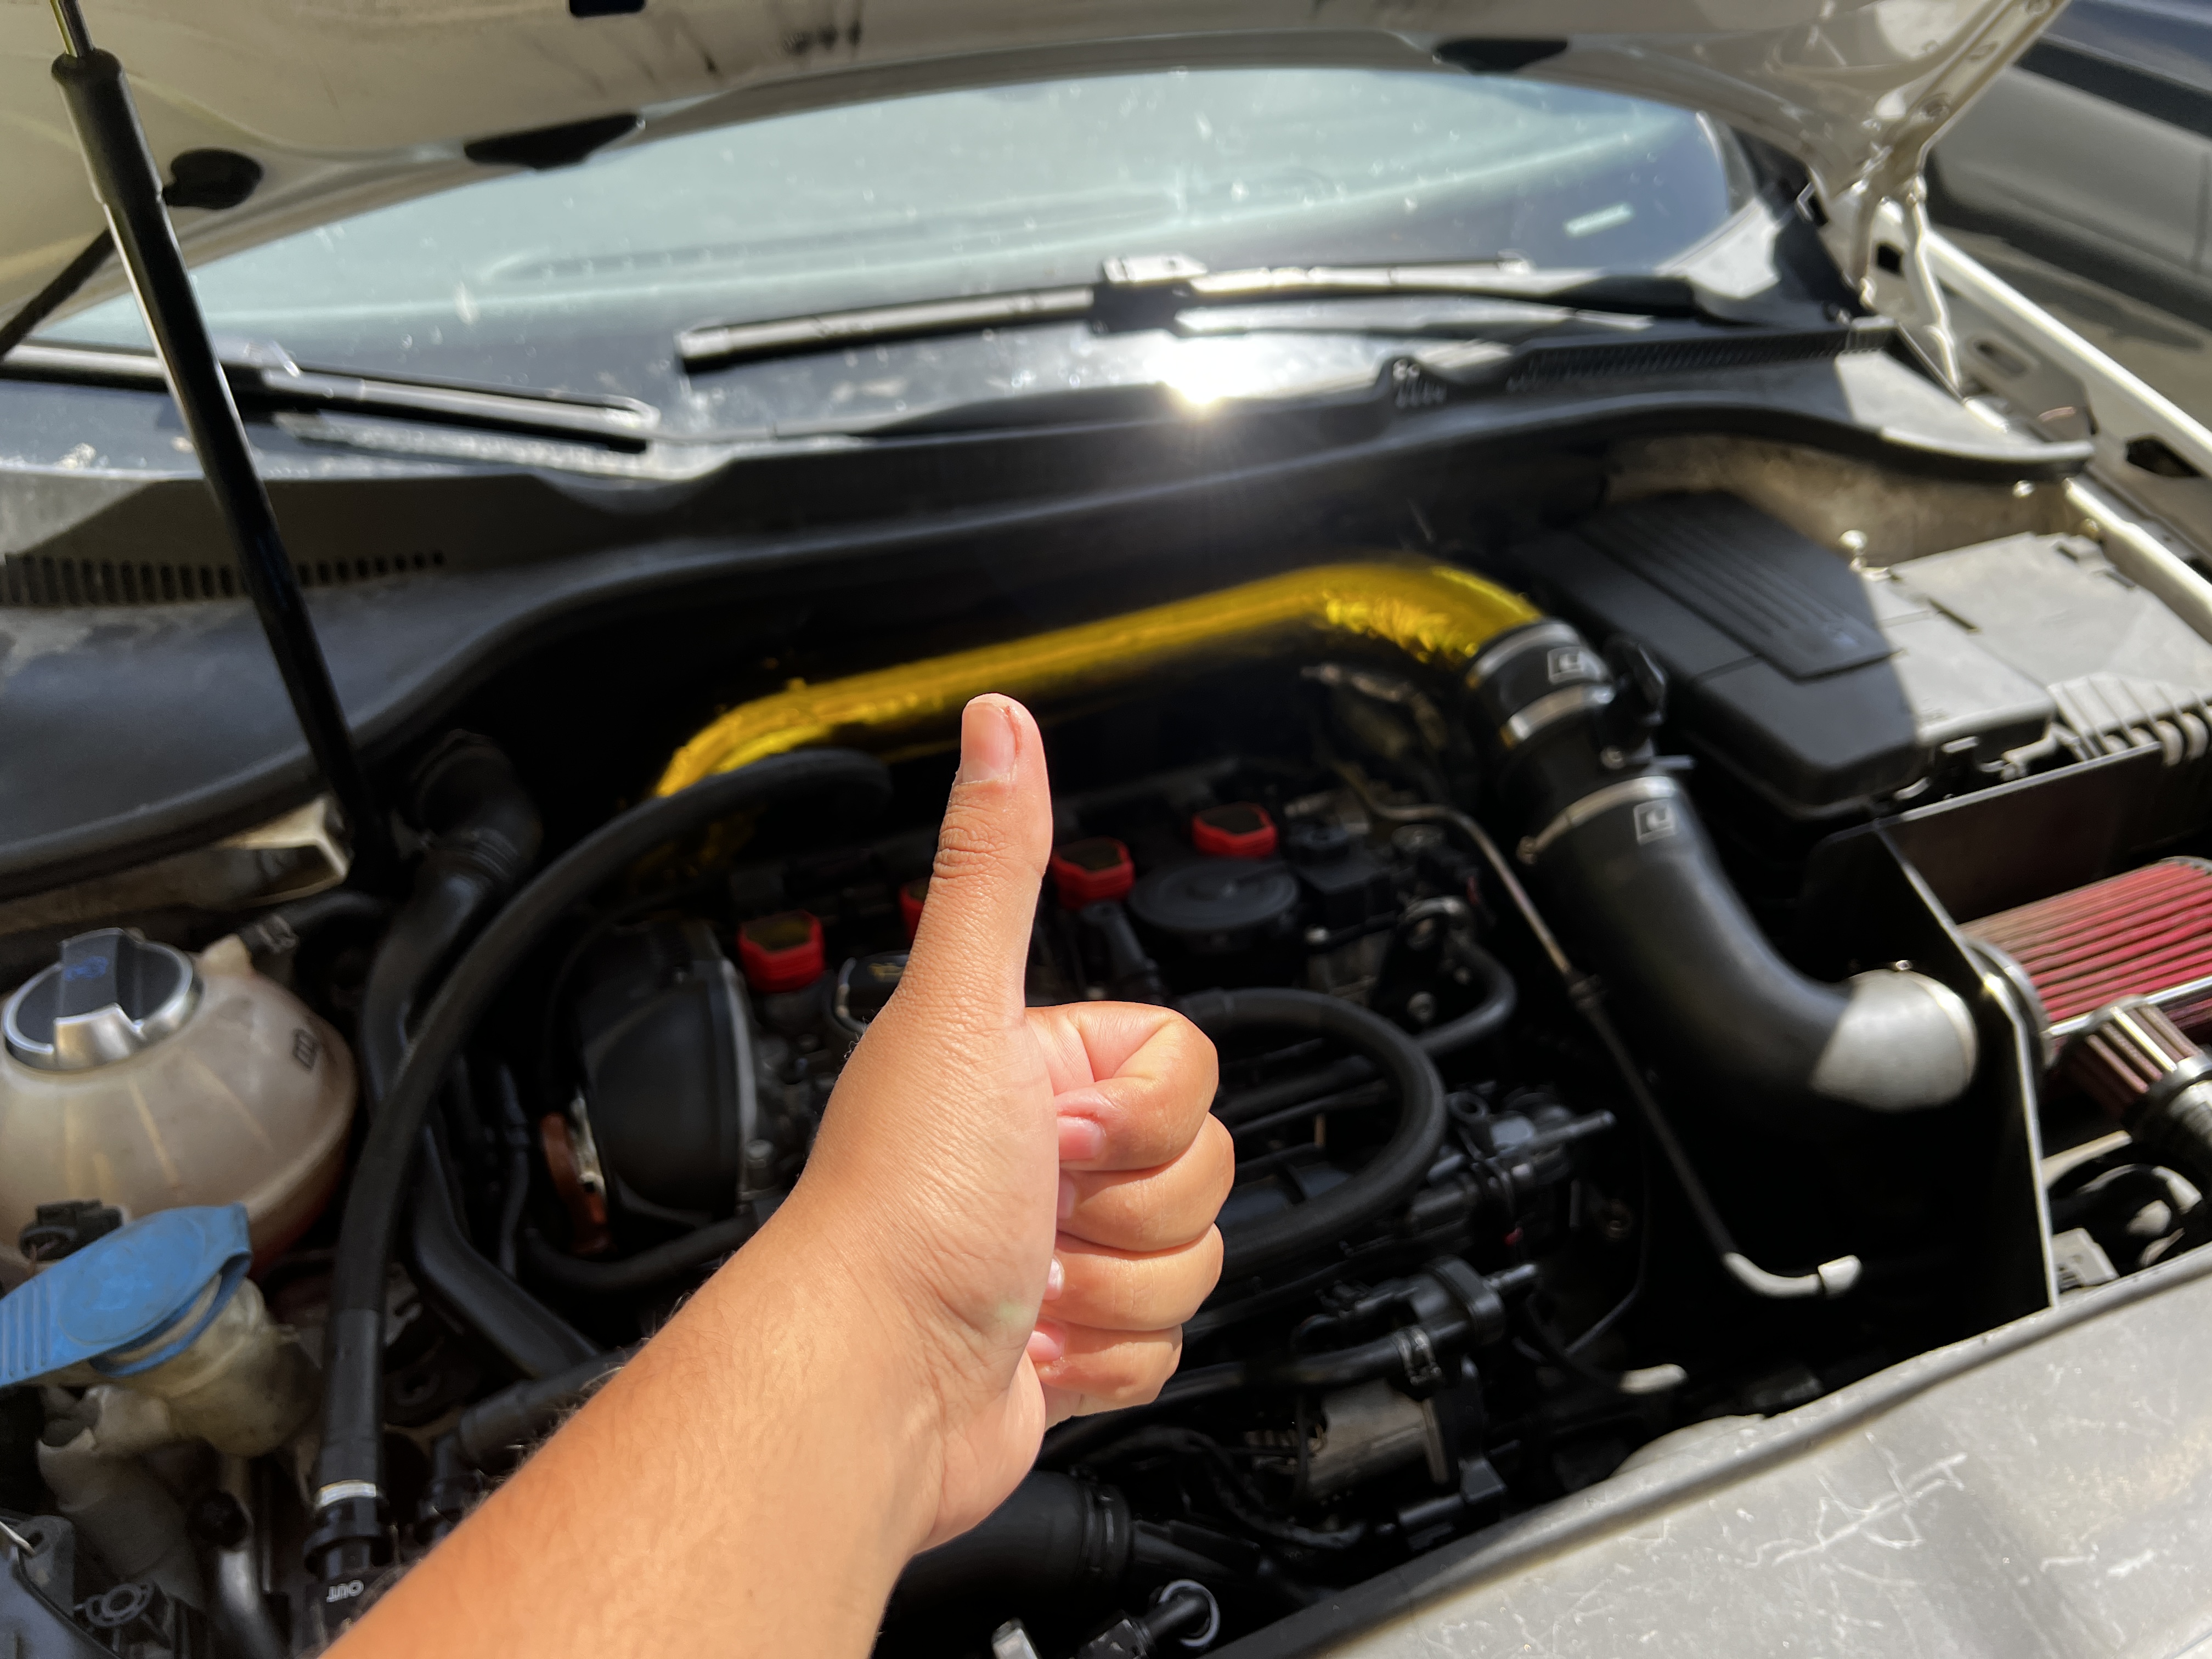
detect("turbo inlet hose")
(1181, 987), (1448, 1281)
(309, 749), (892, 1575)
(1462, 620), (1979, 1121)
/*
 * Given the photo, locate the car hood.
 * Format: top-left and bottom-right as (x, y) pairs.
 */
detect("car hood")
(3, 0), (2059, 327)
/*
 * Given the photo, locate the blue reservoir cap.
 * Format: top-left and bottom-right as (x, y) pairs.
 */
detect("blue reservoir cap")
(0, 1204), (250, 1387)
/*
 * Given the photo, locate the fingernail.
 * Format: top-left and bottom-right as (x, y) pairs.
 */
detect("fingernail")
(1027, 1321), (1066, 1365)
(957, 696), (1017, 784)
(1058, 1115), (1107, 1162)
(1058, 1175), (1078, 1220)
(1045, 1256), (1065, 1301)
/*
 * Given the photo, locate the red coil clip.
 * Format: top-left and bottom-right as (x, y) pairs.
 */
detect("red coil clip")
(738, 910), (825, 993)
(1191, 803), (1278, 860)
(1050, 838), (1135, 909)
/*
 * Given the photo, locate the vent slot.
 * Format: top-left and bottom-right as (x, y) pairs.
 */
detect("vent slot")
(1506, 321), (1888, 391)
(1, 549), (447, 609)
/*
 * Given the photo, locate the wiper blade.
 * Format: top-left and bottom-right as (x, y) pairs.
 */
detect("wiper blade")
(681, 286), (1101, 368)
(2, 339), (659, 449)
(676, 257), (1742, 372)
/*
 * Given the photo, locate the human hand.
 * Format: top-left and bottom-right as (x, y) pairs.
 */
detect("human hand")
(784, 693), (1231, 1551)
(330, 697), (1227, 1658)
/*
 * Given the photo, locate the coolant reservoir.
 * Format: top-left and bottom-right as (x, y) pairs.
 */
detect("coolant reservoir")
(0, 928), (353, 1283)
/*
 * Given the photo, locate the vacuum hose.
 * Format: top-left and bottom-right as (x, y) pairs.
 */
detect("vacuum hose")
(1463, 622), (1978, 1122)
(307, 748), (892, 1591)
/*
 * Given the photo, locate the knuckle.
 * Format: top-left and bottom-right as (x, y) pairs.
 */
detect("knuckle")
(1050, 1335), (1179, 1407)
(1076, 1156), (1220, 1252)
(931, 810), (1017, 880)
(1202, 1123), (1237, 1206)
(1064, 1241), (1216, 1329)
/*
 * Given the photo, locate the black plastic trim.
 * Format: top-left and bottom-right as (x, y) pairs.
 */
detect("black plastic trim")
(0, 370), (2089, 900)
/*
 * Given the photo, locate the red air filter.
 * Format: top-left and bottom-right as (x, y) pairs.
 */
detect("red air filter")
(2059, 998), (2212, 1183)
(1965, 858), (2212, 1037)
(2062, 998), (2204, 1121)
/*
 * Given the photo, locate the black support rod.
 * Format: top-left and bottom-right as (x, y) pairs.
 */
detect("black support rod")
(45, 0), (394, 883)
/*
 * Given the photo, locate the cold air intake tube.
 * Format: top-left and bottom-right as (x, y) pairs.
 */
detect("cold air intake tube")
(1462, 622), (1978, 1121)
(651, 565), (1978, 1124)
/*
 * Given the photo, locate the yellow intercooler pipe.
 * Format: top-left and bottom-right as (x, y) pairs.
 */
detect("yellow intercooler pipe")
(654, 560), (1542, 795)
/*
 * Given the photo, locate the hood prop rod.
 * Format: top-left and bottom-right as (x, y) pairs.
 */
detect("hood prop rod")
(44, 0), (394, 885)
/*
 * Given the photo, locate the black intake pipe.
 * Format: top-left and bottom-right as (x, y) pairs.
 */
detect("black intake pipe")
(1464, 621), (1977, 1120)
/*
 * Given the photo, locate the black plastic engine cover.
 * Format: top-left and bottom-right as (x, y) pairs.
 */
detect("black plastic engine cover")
(1504, 494), (1926, 813)
(570, 919), (757, 1217)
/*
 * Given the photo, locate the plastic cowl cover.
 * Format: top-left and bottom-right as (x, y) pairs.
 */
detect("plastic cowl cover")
(0, 1204), (250, 1387)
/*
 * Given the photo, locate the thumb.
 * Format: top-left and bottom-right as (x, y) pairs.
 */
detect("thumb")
(900, 695), (1052, 1022)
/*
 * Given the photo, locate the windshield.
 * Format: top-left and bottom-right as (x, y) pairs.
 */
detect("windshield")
(46, 67), (1743, 402)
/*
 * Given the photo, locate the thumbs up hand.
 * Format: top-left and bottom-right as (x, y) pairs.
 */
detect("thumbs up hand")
(796, 695), (1232, 1549)
(333, 696), (1231, 1658)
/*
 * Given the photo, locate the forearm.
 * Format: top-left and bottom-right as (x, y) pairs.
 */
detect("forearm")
(338, 1206), (935, 1657)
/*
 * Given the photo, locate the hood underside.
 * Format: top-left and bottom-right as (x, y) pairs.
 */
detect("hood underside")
(1, 0), (2057, 325)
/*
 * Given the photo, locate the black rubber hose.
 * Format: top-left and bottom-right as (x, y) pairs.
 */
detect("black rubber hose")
(410, 1132), (592, 1374)
(1214, 946), (1514, 1125)
(454, 1346), (636, 1468)
(310, 749), (891, 1565)
(890, 1473), (1133, 1616)
(492, 1066), (533, 1279)
(1463, 618), (1977, 1120)
(1041, 1327), (1449, 1467)
(516, 1214), (756, 1296)
(1172, 1331), (1412, 1402)
(1180, 988), (1447, 1282)
(1537, 807), (1974, 1118)
(359, 734), (543, 1091)
(1415, 946), (1519, 1057)
(233, 889), (390, 959)
(357, 735), (594, 1379)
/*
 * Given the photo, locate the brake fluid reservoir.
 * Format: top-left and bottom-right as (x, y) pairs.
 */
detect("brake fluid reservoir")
(0, 928), (353, 1283)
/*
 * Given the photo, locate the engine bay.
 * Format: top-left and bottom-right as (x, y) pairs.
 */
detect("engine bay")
(7, 447), (2212, 1658)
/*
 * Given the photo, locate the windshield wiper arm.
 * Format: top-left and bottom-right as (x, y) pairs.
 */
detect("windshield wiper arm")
(1, 338), (659, 449)
(675, 256), (1736, 372)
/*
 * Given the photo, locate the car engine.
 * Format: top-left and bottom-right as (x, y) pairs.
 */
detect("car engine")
(7, 461), (2212, 1657)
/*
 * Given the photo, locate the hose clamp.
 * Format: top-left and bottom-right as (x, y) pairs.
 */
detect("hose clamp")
(1392, 1324), (1446, 1393)
(1463, 619), (1585, 692)
(1151, 1582), (1222, 1651)
(2138, 1049), (2212, 1121)
(1519, 775), (1682, 865)
(313, 1480), (381, 1512)
(1501, 682), (1614, 749)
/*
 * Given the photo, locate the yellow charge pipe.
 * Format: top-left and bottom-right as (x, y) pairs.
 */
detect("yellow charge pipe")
(654, 560), (1543, 796)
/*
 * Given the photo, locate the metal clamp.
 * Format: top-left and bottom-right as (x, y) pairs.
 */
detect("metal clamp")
(1519, 775), (1681, 865)
(1463, 619), (1584, 691)
(1501, 683), (1614, 749)
(312, 1480), (381, 1512)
